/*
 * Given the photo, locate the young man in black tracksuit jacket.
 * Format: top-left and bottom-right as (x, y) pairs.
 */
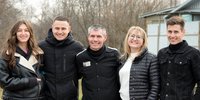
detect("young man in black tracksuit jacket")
(76, 24), (121, 100)
(39, 16), (84, 100)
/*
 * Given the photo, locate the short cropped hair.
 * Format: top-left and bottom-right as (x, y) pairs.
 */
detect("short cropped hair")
(167, 16), (185, 30)
(88, 24), (107, 36)
(53, 16), (70, 25)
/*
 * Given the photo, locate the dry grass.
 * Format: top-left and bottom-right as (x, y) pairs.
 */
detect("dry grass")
(78, 79), (83, 100)
(0, 88), (2, 100)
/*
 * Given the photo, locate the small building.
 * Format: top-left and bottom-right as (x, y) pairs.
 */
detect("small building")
(141, 0), (200, 54)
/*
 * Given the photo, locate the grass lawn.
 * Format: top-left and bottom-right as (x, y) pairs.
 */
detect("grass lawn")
(78, 79), (83, 100)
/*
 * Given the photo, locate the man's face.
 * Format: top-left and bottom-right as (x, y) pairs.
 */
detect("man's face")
(167, 24), (185, 45)
(52, 20), (71, 41)
(88, 30), (107, 51)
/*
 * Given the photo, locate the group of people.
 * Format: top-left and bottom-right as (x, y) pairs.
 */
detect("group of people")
(0, 15), (199, 100)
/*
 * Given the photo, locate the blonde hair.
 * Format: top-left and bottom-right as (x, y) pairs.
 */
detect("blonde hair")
(122, 26), (148, 60)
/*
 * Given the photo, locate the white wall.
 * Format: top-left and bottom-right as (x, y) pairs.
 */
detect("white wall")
(147, 21), (200, 55)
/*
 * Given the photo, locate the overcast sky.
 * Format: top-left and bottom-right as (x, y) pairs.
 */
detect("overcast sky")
(13, 0), (56, 22)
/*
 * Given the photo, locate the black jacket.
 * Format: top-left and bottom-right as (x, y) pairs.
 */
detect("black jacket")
(39, 29), (84, 100)
(0, 52), (45, 100)
(158, 40), (200, 100)
(76, 46), (121, 100)
(119, 48), (160, 100)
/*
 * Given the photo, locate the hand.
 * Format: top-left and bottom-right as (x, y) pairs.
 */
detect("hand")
(37, 78), (41, 82)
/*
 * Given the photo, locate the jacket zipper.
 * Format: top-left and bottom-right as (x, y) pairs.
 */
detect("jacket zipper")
(63, 54), (66, 72)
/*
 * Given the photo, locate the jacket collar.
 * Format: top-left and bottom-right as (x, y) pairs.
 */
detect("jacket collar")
(134, 48), (148, 62)
(87, 45), (106, 61)
(45, 28), (74, 47)
(121, 48), (148, 63)
(15, 53), (37, 72)
(166, 40), (188, 54)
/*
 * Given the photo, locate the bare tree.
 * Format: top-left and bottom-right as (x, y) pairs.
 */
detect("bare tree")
(0, 0), (172, 97)
(35, 0), (169, 51)
(0, 0), (23, 51)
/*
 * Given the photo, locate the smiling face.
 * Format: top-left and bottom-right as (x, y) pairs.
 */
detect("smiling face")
(52, 20), (71, 41)
(123, 26), (147, 56)
(166, 16), (185, 45)
(16, 24), (30, 45)
(167, 24), (185, 45)
(128, 30), (144, 52)
(88, 29), (107, 51)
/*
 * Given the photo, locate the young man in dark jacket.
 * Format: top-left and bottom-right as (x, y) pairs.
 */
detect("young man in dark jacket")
(39, 16), (84, 100)
(158, 16), (200, 100)
(76, 24), (121, 100)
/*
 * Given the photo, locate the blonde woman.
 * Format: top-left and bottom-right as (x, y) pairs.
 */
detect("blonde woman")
(119, 26), (160, 100)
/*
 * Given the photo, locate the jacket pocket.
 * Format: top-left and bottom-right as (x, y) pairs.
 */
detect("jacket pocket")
(174, 57), (189, 77)
(174, 57), (188, 65)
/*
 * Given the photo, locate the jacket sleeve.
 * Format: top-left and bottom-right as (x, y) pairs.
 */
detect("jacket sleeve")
(114, 49), (121, 68)
(75, 56), (83, 79)
(147, 56), (160, 100)
(191, 50), (200, 100)
(75, 50), (85, 80)
(0, 59), (38, 91)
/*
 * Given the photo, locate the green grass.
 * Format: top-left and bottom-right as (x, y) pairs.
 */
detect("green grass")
(0, 80), (82, 100)
(78, 79), (83, 100)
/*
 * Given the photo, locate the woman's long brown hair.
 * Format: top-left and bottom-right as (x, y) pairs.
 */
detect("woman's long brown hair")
(1, 20), (43, 69)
